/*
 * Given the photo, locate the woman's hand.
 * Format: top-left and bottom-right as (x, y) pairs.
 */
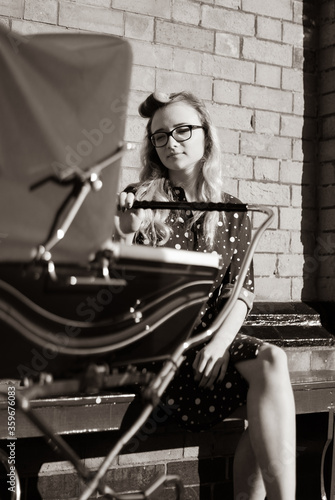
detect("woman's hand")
(192, 336), (231, 389)
(117, 191), (145, 235)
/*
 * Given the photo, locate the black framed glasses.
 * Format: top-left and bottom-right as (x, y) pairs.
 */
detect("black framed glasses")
(150, 125), (204, 148)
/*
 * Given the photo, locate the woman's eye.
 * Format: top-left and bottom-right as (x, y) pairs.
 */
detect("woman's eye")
(176, 127), (189, 136)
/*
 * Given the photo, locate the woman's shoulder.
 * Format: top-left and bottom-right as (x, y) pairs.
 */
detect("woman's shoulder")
(221, 191), (244, 205)
(123, 182), (141, 194)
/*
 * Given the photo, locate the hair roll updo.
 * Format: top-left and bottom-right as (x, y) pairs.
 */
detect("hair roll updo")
(133, 91), (225, 249)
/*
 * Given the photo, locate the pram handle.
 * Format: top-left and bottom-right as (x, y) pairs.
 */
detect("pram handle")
(131, 200), (248, 212)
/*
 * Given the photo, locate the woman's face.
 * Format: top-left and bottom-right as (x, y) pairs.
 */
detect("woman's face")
(150, 101), (205, 176)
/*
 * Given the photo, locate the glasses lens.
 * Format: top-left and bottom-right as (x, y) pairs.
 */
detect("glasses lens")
(173, 126), (192, 142)
(151, 132), (167, 147)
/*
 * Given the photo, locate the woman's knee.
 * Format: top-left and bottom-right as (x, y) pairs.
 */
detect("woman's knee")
(258, 343), (288, 370)
(256, 343), (291, 383)
(237, 343), (289, 384)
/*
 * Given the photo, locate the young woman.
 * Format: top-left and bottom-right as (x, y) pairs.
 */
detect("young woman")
(116, 91), (296, 500)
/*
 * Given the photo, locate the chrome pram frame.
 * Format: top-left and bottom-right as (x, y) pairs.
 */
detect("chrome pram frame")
(0, 24), (275, 498)
(0, 194), (273, 500)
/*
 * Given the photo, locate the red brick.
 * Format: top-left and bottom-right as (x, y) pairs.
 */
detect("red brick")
(319, 21), (335, 49)
(282, 68), (304, 92)
(322, 115), (335, 139)
(320, 1), (335, 24)
(216, 0), (241, 8)
(255, 230), (290, 253)
(255, 110), (280, 135)
(59, 2), (124, 35)
(252, 206), (278, 230)
(279, 207), (302, 231)
(222, 177), (238, 196)
(215, 32), (240, 58)
(38, 472), (80, 499)
(282, 21), (304, 46)
(156, 19), (214, 52)
(254, 158), (279, 181)
(320, 92), (335, 116)
(202, 54), (255, 83)
(123, 115), (147, 142)
(281, 115), (304, 139)
(319, 162), (335, 185)
(156, 69), (212, 101)
(129, 40), (173, 70)
(172, 0), (201, 26)
(24, 0), (58, 24)
(217, 129), (240, 155)
(277, 254), (304, 277)
(243, 0), (292, 21)
(290, 231), (312, 255)
(0, 17), (9, 28)
(105, 464), (166, 493)
(243, 38), (292, 67)
(207, 103), (253, 132)
(112, 0), (171, 19)
(319, 138), (335, 163)
(293, 0), (303, 24)
(201, 5), (255, 35)
(317, 277), (335, 301)
(168, 457), (231, 485)
(292, 138), (317, 163)
(239, 180), (290, 206)
(320, 209), (335, 231)
(11, 19), (67, 34)
(317, 186), (335, 209)
(257, 16), (281, 41)
(221, 153), (253, 179)
(130, 65), (155, 93)
(173, 48), (202, 75)
(319, 46), (335, 72)
(320, 69), (335, 95)
(0, 0), (23, 17)
(71, 0), (112, 6)
(240, 132), (292, 160)
(254, 277), (291, 301)
(125, 12), (154, 41)
(242, 85), (292, 113)
(280, 207), (317, 232)
(121, 167), (140, 189)
(280, 160), (304, 185)
(214, 80), (240, 105)
(256, 63), (281, 88)
(311, 349), (335, 371)
(254, 253), (277, 276)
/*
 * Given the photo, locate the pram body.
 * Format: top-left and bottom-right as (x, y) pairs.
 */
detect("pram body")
(0, 26), (273, 499)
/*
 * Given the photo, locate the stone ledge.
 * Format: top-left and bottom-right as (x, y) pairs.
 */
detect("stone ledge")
(0, 301), (334, 440)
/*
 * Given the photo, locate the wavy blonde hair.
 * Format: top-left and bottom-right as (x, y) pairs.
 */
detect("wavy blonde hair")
(133, 91), (225, 249)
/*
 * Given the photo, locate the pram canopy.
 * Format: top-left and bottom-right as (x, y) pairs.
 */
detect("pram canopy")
(0, 26), (224, 381)
(0, 25), (132, 263)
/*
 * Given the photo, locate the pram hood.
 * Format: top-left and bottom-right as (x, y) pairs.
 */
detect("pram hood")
(0, 25), (132, 263)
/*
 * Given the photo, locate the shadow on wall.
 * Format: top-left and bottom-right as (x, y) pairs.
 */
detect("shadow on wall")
(301, 1), (335, 304)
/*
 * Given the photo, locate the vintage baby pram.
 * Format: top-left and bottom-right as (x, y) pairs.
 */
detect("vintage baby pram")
(0, 26), (274, 500)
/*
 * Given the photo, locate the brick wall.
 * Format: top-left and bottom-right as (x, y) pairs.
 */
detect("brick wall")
(318, 0), (335, 301)
(1, 1), (332, 302)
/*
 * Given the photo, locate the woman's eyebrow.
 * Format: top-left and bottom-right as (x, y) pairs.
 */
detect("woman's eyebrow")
(151, 122), (190, 134)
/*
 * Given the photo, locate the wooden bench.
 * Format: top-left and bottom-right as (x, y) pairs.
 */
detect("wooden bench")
(0, 301), (334, 499)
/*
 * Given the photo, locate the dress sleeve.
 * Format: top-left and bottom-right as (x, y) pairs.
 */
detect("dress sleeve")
(218, 212), (255, 312)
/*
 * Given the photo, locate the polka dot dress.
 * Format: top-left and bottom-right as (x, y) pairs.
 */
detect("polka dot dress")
(130, 185), (263, 431)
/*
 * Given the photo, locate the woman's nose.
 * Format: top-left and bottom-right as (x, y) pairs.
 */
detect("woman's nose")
(166, 134), (179, 147)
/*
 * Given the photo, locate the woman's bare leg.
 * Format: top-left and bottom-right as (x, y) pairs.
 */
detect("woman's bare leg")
(234, 428), (266, 500)
(235, 343), (296, 500)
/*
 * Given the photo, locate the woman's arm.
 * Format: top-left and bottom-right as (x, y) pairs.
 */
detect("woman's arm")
(192, 298), (248, 389)
(115, 191), (145, 244)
